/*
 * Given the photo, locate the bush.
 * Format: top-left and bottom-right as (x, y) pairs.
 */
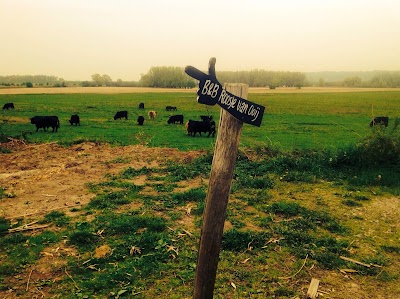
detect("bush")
(333, 118), (400, 168)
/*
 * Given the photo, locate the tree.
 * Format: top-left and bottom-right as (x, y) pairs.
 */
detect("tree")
(91, 73), (104, 86)
(140, 66), (194, 88)
(102, 74), (113, 86)
(343, 76), (362, 87)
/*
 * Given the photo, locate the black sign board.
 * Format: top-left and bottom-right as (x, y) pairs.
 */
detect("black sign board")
(185, 57), (265, 127)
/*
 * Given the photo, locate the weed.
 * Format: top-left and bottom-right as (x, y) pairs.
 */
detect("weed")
(342, 199), (363, 207)
(0, 217), (9, 235)
(151, 183), (175, 193)
(167, 188), (206, 208)
(104, 156), (131, 164)
(268, 201), (306, 217)
(274, 286), (295, 296)
(381, 245), (400, 254)
(94, 212), (167, 236)
(42, 211), (70, 227)
(195, 200), (206, 215)
(266, 201), (346, 234)
(163, 154), (213, 182)
(167, 210), (184, 221)
(0, 187), (15, 199)
(354, 195), (370, 201)
(234, 174), (275, 189)
(88, 190), (133, 209)
(222, 229), (270, 251)
(349, 254), (389, 276)
(238, 189), (273, 205)
(0, 147), (11, 153)
(121, 166), (152, 179)
(69, 231), (100, 250)
(313, 251), (345, 269)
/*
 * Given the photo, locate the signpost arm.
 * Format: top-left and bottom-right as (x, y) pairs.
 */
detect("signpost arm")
(193, 83), (247, 299)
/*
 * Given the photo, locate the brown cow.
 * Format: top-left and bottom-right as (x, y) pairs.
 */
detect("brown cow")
(148, 110), (157, 120)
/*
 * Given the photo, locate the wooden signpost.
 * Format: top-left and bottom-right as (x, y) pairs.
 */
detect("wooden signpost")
(185, 58), (265, 299)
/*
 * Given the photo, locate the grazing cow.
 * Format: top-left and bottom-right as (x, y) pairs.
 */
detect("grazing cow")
(137, 115), (145, 125)
(114, 110), (128, 120)
(166, 106), (177, 111)
(139, 103), (145, 109)
(370, 116), (389, 127)
(2, 103), (14, 110)
(187, 119), (216, 137)
(69, 114), (80, 126)
(167, 115), (184, 124)
(30, 116), (60, 132)
(148, 110), (157, 120)
(200, 115), (213, 121)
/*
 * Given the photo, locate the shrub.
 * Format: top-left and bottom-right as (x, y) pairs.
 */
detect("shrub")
(333, 119), (400, 168)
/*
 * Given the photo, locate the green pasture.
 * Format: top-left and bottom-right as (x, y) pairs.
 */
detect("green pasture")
(1, 90), (399, 150)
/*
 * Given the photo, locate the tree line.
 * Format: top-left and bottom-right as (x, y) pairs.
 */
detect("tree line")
(2, 69), (400, 89)
(309, 71), (400, 88)
(139, 67), (306, 89)
(0, 75), (65, 87)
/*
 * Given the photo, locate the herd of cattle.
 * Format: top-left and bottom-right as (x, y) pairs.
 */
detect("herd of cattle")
(2, 101), (390, 137)
(2, 101), (217, 137)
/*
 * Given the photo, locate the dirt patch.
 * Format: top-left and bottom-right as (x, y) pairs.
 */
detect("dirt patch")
(0, 141), (204, 220)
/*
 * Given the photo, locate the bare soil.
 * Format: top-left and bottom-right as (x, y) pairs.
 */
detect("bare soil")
(0, 141), (201, 220)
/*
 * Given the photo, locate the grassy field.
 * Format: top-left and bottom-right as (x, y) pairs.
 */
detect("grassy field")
(1, 89), (399, 151)
(1, 88), (400, 298)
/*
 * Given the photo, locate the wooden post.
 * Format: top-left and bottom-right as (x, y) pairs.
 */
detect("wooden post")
(193, 83), (247, 299)
(306, 278), (320, 299)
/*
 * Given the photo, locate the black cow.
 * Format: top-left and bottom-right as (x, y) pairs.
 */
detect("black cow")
(30, 116), (60, 132)
(187, 119), (216, 137)
(3, 103), (14, 110)
(167, 115), (184, 124)
(114, 110), (128, 120)
(69, 114), (80, 126)
(137, 115), (145, 125)
(200, 115), (213, 121)
(139, 103), (145, 109)
(166, 106), (177, 111)
(370, 116), (389, 127)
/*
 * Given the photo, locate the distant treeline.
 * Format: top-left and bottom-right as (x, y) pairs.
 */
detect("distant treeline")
(2, 69), (400, 89)
(0, 75), (65, 87)
(307, 71), (400, 87)
(139, 67), (306, 89)
(136, 67), (400, 88)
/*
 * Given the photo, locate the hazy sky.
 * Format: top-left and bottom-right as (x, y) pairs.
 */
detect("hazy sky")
(1, 0), (400, 81)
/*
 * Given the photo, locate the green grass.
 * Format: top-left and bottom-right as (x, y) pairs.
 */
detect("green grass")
(1, 91), (399, 150)
(1, 89), (399, 298)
